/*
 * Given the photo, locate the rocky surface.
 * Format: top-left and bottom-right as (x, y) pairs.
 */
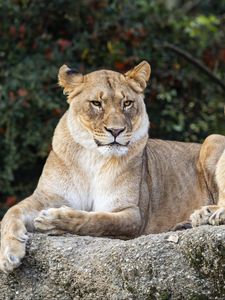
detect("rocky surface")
(1, 225), (225, 299)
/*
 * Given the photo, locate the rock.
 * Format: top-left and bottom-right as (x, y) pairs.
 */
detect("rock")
(1, 225), (225, 299)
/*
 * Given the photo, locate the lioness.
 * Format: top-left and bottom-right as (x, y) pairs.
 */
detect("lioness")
(0, 61), (225, 273)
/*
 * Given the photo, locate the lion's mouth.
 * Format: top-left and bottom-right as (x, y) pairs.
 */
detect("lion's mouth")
(94, 139), (129, 147)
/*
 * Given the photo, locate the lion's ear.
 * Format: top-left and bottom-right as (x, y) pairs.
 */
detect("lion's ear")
(58, 65), (84, 95)
(125, 61), (151, 92)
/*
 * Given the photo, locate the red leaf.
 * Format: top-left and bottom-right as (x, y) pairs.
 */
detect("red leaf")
(19, 24), (26, 38)
(219, 49), (225, 63)
(202, 50), (215, 69)
(0, 128), (6, 134)
(18, 88), (28, 97)
(19, 24), (26, 34)
(57, 39), (71, 51)
(6, 196), (17, 207)
(114, 62), (127, 71)
(45, 48), (53, 60)
(9, 26), (17, 37)
(52, 108), (63, 117)
(9, 91), (16, 102)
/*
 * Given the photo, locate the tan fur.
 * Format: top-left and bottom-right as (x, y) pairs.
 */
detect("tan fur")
(0, 61), (225, 273)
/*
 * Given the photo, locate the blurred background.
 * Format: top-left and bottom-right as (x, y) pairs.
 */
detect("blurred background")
(0, 0), (225, 218)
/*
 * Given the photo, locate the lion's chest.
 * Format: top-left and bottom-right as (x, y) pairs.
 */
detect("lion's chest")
(65, 155), (119, 212)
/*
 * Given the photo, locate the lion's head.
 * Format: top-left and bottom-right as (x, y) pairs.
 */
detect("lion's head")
(58, 61), (151, 156)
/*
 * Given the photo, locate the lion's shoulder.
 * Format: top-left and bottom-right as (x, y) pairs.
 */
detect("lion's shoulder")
(145, 138), (201, 175)
(146, 138), (201, 157)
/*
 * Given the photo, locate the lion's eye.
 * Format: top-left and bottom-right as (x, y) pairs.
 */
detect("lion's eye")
(123, 100), (133, 108)
(90, 101), (102, 108)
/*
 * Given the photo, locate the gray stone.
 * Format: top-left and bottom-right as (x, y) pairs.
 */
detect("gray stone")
(1, 225), (225, 299)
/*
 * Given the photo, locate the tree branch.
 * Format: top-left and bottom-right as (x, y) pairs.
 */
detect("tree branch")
(163, 42), (225, 92)
(181, 0), (201, 14)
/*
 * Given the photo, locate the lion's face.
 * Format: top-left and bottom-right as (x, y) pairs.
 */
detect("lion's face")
(58, 61), (151, 156)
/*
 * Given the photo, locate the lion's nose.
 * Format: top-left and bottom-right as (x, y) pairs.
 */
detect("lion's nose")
(104, 127), (125, 137)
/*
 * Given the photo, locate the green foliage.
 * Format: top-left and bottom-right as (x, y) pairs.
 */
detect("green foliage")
(0, 0), (225, 216)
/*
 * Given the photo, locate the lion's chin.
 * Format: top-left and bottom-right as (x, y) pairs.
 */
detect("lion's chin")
(97, 145), (129, 157)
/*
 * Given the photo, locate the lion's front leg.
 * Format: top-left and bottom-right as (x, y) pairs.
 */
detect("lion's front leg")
(0, 196), (41, 273)
(191, 140), (225, 228)
(34, 206), (142, 238)
(0, 193), (65, 273)
(0, 216), (28, 273)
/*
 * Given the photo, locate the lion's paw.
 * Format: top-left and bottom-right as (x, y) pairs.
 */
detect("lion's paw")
(209, 207), (225, 226)
(34, 208), (57, 231)
(0, 251), (21, 273)
(0, 235), (28, 273)
(190, 206), (213, 227)
(34, 206), (89, 233)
